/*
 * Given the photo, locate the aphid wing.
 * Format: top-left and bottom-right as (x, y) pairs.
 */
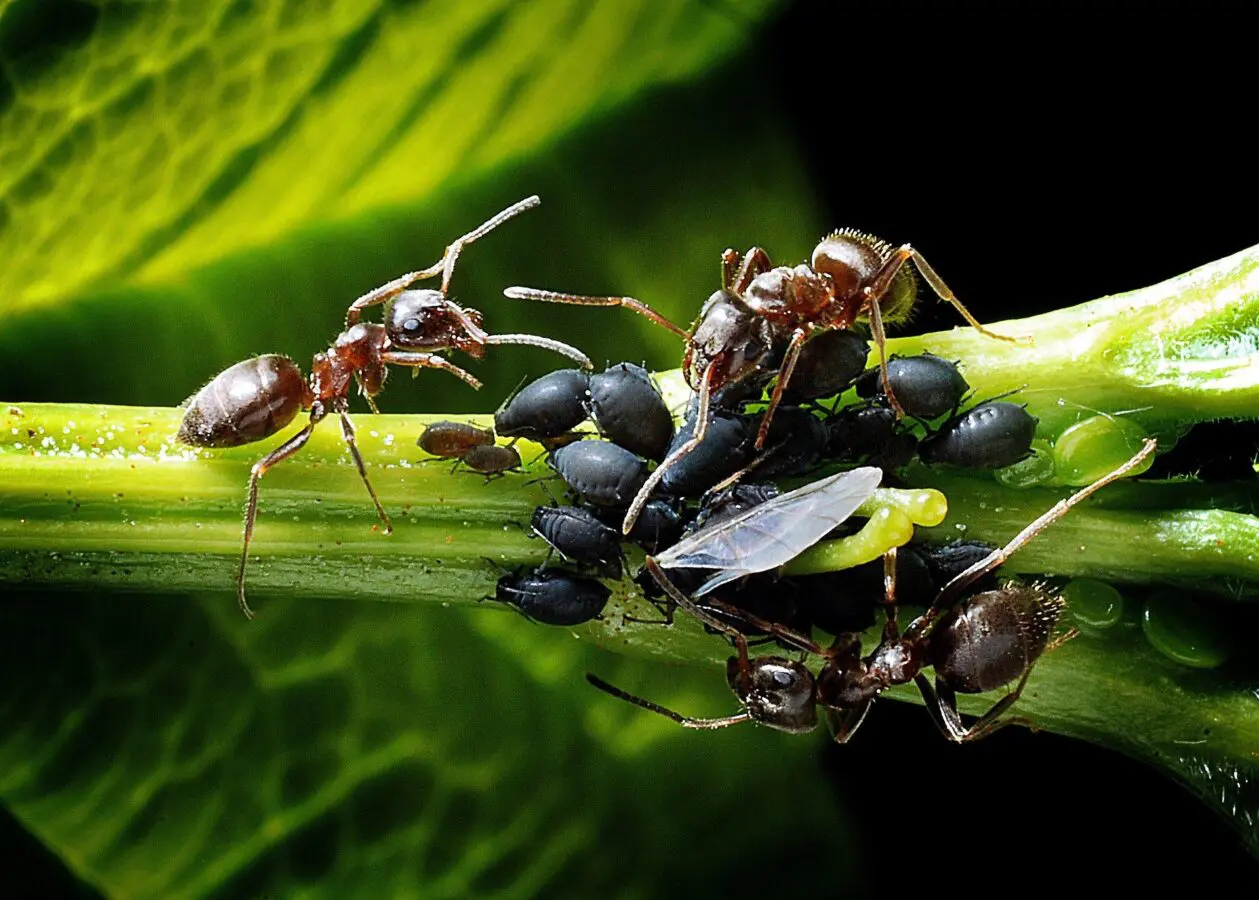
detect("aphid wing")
(656, 467), (884, 582)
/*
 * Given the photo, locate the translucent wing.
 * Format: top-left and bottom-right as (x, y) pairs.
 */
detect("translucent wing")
(654, 466), (884, 596)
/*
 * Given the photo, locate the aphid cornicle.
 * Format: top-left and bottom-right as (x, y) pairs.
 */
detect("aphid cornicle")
(506, 227), (1019, 533)
(178, 196), (591, 619)
(588, 440), (1157, 745)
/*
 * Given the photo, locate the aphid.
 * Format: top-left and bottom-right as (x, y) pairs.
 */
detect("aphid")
(919, 400), (1038, 469)
(652, 466), (884, 596)
(494, 567), (611, 626)
(781, 328), (870, 403)
(459, 443), (522, 478)
(179, 197), (590, 618)
(690, 483), (780, 531)
(585, 363), (675, 461)
(854, 353), (970, 420)
(417, 420), (495, 458)
(756, 407), (830, 478)
(587, 440), (1157, 743)
(548, 440), (648, 508)
(657, 404), (755, 498)
(494, 368), (592, 441)
(605, 498), (687, 553)
(507, 229), (1015, 532)
(531, 505), (624, 579)
(824, 404), (900, 462)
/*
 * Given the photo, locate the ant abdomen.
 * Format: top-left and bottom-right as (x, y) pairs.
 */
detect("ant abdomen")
(811, 230), (915, 322)
(178, 354), (311, 448)
(929, 585), (1065, 694)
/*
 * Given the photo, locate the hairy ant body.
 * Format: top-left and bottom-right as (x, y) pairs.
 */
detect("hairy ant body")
(178, 196), (591, 618)
(507, 230), (1016, 533)
(589, 440), (1156, 743)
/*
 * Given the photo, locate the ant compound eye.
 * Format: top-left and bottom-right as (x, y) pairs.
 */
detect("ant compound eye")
(772, 668), (794, 688)
(402, 317), (423, 335)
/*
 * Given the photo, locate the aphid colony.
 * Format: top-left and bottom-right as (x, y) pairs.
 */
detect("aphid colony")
(178, 196), (1152, 743)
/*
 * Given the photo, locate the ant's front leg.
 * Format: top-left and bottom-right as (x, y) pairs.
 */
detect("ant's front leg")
(380, 351), (483, 389)
(722, 246), (774, 294)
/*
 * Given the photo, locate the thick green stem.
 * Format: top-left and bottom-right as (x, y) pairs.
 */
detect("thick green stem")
(6, 244), (1259, 852)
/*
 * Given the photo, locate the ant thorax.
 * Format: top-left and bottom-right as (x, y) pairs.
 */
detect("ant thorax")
(742, 263), (837, 322)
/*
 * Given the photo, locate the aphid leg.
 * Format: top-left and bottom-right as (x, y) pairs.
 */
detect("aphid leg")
(644, 556), (747, 642)
(380, 351), (483, 389)
(865, 294), (906, 419)
(622, 366), (717, 534)
(585, 673), (752, 729)
(926, 438), (1158, 624)
(754, 326), (810, 450)
(236, 417), (321, 618)
(483, 333), (593, 369)
(338, 412), (393, 535)
(502, 287), (691, 341)
(915, 672), (1035, 743)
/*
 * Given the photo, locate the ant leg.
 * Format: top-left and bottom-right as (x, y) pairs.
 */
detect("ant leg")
(343, 196), (540, 326)
(754, 326), (809, 449)
(483, 332), (593, 369)
(380, 351), (483, 389)
(916, 672), (1035, 743)
(237, 417), (321, 618)
(724, 246), (774, 293)
(866, 246), (1027, 344)
(338, 412), (393, 535)
(503, 287), (691, 341)
(825, 703), (873, 744)
(929, 438), (1158, 615)
(865, 293), (906, 419)
(585, 673), (752, 730)
(622, 365), (717, 535)
(429, 195), (541, 295)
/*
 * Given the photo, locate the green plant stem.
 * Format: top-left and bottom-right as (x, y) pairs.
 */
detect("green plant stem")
(7, 244), (1259, 851)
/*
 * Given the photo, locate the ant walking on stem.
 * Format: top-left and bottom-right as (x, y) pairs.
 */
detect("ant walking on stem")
(178, 196), (591, 618)
(506, 230), (1023, 534)
(588, 439), (1156, 743)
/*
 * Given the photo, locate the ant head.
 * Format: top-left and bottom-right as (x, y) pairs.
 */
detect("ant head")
(387, 290), (486, 355)
(686, 290), (776, 391)
(726, 656), (818, 734)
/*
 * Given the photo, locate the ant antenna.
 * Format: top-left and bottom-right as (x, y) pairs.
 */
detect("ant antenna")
(483, 332), (593, 369)
(585, 674), (751, 729)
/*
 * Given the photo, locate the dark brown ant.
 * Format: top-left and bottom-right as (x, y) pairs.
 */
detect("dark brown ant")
(588, 439), (1156, 743)
(506, 230), (1019, 533)
(178, 196), (591, 618)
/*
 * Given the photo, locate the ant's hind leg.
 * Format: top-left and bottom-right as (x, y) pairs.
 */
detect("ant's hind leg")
(916, 673), (1034, 743)
(237, 421), (319, 618)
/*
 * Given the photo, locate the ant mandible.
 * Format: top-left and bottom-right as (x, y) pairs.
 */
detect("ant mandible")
(506, 230), (1022, 534)
(589, 439), (1156, 743)
(178, 196), (591, 618)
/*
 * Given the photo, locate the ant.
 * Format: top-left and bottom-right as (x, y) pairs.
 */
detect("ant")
(506, 230), (1020, 534)
(178, 196), (591, 618)
(588, 439), (1156, 743)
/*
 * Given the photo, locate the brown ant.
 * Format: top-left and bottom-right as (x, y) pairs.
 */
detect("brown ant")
(178, 196), (591, 618)
(506, 230), (1020, 533)
(588, 439), (1156, 743)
